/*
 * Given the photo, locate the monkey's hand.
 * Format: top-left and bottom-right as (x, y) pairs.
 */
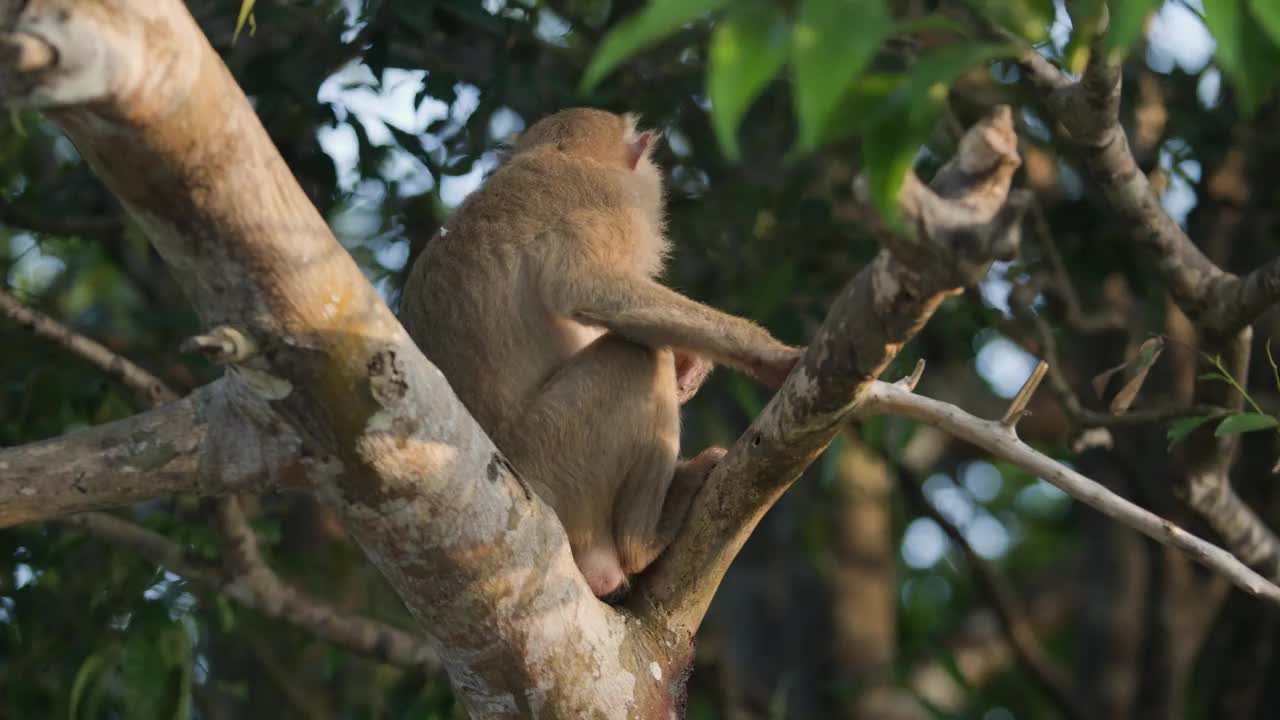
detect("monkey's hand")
(674, 351), (713, 405)
(746, 346), (805, 389)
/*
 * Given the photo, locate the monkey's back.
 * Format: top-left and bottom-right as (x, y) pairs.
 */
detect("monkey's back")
(399, 150), (658, 442)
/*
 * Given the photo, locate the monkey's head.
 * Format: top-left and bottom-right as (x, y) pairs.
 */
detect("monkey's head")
(514, 107), (662, 187)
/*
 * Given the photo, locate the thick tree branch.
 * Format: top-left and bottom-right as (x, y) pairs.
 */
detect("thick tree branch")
(59, 511), (437, 669)
(0, 380), (305, 525)
(0, 287), (433, 670)
(997, 6), (1280, 584)
(0, 286), (177, 404)
(994, 12), (1275, 334)
(0, 3), (650, 714)
(861, 376), (1280, 605)
(636, 106), (1028, 633)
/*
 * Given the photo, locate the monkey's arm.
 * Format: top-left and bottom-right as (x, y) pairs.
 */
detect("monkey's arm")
(541, 254), (801, 387)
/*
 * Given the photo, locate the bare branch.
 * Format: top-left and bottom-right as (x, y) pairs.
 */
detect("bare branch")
(861, 379), (1280, 605)
(0, 287), (177, 405)
(1008, 291), (1227, 429)
(1026, 199), (1128, 334)
(993, 10), (1258, 330)
(59, 512), (437, 669)
(0, 286), (440, 670)
(0, 380), (304, 526)
(899, 473), (1084, 720)
(995, 7), (1280, 584)
(1002, 359), (1048, 428)
(0, 3), (641, 712)
(637, 106), (1028, 633)
(1210, 257), (1280, 336)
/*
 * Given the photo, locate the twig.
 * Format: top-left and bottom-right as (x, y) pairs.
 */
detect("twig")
(1008, 293), (1226, 429)
(0, 288), (433, 663)
(898, 473), (1085, 720)
(1026, 200), (1128, 334)
(1002, 360), (1048, 428)
(860, 377), (1280, 605)
(992, 4), (1280, 583)
(0, 287), (176, 405)
(58, 512), (437, 669)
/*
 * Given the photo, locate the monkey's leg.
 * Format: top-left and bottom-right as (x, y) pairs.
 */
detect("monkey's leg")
(674, 351), (713, 405)
(542, 266), (802, 387)
(617, 445), (727, 576)
(500, 334), (677, 600)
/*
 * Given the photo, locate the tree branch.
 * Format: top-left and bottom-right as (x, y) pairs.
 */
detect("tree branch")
(1007, 286), (1228, 429)
(0, 3), (639, 714)
(994, 4), (1280, 584)
(860, 375), (1280, 605)
(0, 286), (438, 670)
(0, 380), (305, 526)
(1004, 9), (1280, 334)
(59, 511), (437, 669)
(0, 286), (177, 404)
(636, 106), (1029, 633)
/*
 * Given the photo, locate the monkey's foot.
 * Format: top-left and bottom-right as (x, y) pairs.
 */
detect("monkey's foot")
(676, 445), (728, 481)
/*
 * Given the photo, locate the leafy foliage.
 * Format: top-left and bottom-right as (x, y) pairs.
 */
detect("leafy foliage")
(3, 0), (1280, 716)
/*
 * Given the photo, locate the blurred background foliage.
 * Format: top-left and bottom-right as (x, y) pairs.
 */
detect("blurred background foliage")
(4, 0), (1280, 717)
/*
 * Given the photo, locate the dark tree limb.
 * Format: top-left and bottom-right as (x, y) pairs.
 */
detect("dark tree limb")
(0, 286), (177, 405)
(991, 4), (1280, 584)
(59, 511), (437, 669)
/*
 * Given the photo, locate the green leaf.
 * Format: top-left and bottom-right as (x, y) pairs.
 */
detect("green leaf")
(968, 0), (1055, 42)
(791, 0), (890, 152)
(1214, 412), (1279, 436)
(819, 71), (900, 147)
(1248, 0), (1280, 48)
(1267, 337), (1280, 391)
(1203, 0), (1280, 113)
(1105, 0), (1160, 58)
(580, 0), (730, 92)
(861, 106), (932, 226)
(707, 0), (789, 160)
(1063, 0), (1105, 73)
(233, 0), (257, 44)
(1167, 415), (1213, 449)
(69, 652), (111, 720)
(859, 42), (1019, 223)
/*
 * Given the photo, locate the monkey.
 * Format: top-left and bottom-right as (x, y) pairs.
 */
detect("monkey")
(399, 108), (802, 601)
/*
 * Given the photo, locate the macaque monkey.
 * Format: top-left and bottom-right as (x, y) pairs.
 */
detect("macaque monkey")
(400, 108), (801, 601)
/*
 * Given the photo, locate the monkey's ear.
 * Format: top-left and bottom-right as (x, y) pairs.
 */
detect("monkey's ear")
(626, 130), (657, 170)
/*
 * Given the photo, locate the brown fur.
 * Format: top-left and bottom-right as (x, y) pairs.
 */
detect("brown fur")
(400, 108), (801, 599)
